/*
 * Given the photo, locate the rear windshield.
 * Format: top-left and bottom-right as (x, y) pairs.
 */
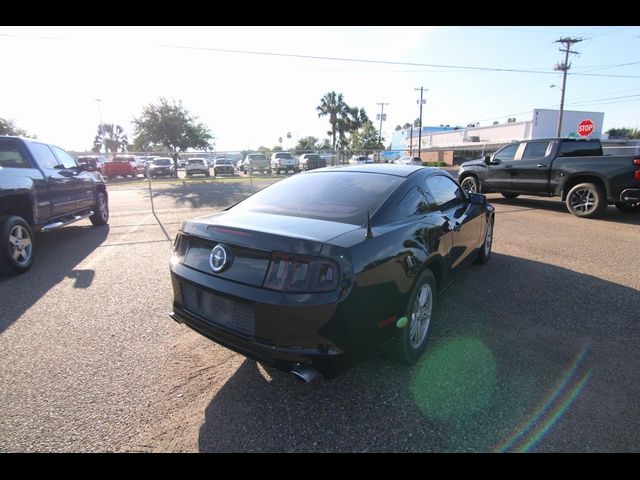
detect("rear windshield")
(153, 159), (172, 166)
(233, 171), (403, 224)
(188, 159), (205, 165)
(215, 159), (232, 165)
(304, 155), (320, 161)
(249, 155), (266, 161)
(275, 153), (293, 159)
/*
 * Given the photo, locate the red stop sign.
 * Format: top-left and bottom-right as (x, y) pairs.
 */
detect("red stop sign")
(577, 119), (595, 137)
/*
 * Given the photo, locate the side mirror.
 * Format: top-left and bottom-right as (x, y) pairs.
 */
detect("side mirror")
(484, 155), (491, 165)
(469, 192), (486, 205)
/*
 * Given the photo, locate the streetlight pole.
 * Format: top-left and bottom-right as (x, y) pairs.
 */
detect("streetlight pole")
(95, 98), (105, 153)
(553, 37), (582, 137)
(415, 87), (427, 159)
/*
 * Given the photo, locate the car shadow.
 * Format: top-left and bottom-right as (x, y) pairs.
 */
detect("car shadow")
(0, 225), (109, 334)
(487, 195), (640, 225)
(196, 253), (640, 452)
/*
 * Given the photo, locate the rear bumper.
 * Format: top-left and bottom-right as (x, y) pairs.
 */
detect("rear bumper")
(169, 264), (355, 379)
(620, 188), (640, 202)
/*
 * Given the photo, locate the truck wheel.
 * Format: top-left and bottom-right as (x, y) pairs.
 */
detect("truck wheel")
(395, 269), (437, 364)
(615, 201), (640, 214)
(501, 193), (520, 199)
(0, 215), (35, 275)
(460, 175), (479, 193)
(566, 182), (605, 218)
(90, 192), (109, 226)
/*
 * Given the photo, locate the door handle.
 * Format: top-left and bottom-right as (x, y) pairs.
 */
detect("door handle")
(537, 164), (547, 168)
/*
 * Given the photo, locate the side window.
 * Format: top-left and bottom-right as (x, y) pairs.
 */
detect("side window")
(557, 141), (603, 157)
(522, 141), (551, 160)
(29, 142), (60, 170)
(494, 143), (519, 162)
(51, 146), (78, 169)
(425, 175), (466, 211)
(398, 186), (429, 216)
(0, 139), (30, 168)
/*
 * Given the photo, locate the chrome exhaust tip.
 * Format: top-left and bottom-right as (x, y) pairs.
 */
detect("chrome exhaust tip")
(291, 364), (318, 383)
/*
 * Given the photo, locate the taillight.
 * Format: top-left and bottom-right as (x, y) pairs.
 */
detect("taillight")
(635, 158), (640, 181)
(172, 232), (188, 256)
(263, 253), (339, 292)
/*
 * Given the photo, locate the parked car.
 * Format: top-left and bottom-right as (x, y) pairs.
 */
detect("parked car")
(212, 157), (235, 176)
(76, 155), (106, 174)
(242, 153), (270, 175)
(299, 153), (326, 171)
(169, 164), (494, 381)
(349, 155), (372, 165)
(395, 156), (423, 166)
(0, 136), (109, 275)
(147, 157), (177, 178)
(103, 156), (137, 179)
(185, 158), (210, 177)
(270, 151), (300, 174)
(112, 154), (144, 177)
(458, 137), (640, 217)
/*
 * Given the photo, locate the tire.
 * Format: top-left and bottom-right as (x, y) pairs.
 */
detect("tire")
(395, 269), (437, 364)
(0, 215), (35, 276)
(501, 193), (520, 199)
(565, 182), (605, 218)
(615, 201), (640, 214)
(475, 215), (494, 264)
(90, 191), (109, 226)
(460, 175), (479, 193)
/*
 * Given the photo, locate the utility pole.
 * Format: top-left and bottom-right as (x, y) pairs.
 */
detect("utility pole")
(554, 37), (582, 137)
(415, 87), (427, 159)
(376, 102), (389, 145)
(95, 98), (105, 153)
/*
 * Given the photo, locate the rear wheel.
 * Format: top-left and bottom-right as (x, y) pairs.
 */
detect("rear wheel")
(566, 182), (605, 218)
(90, 192), (109, 226)
(501, 193), (520, 199)
(0, 215), (35, 275)
(460, 175), (479, 194)
(615, 201), (640, 214)
(395, 270), (437, 364)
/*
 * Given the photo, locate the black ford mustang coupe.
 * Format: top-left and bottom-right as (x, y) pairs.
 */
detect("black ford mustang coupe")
(169, 165), (494, 381)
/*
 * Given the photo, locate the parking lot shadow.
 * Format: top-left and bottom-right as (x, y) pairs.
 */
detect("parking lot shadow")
(487, 195), (640, 225)
(196, 253), (640, 452)
(148, 181), (271, 210)
(0, 225), (109, 334)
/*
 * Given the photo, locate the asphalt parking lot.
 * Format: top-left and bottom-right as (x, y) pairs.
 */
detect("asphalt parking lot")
(0, 173), (639, 452)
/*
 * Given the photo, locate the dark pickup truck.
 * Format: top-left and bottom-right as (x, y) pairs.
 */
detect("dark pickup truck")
(0, 136), (109, 275)
(458, 138), (640, 218)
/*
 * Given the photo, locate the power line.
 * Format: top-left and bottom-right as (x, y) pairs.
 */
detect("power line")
(158, 43), (640, 79)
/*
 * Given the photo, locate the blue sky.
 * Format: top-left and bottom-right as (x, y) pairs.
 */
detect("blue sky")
(1, 26), (638, 151)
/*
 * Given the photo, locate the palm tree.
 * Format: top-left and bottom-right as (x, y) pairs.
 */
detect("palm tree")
(93, 123), (129, 154)
(317, 91), (347, 150)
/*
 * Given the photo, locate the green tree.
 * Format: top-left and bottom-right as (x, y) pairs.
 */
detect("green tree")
(92, 123), (129, 154)
(413, 117), (421, 127)
(395, 125), (403, 131)
(606, 127), (640, 139)
(348, 121), (384, 153)
(132, 98), (213, 165)
(272, 145), (283, 152)
(295, 136), (319, 151)
(317, 91), (349, 150)
(402, 122), (411, 130)
(0, 118), (33, 137)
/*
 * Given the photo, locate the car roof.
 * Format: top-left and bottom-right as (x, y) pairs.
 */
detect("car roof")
(306, 164), (441, 177)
